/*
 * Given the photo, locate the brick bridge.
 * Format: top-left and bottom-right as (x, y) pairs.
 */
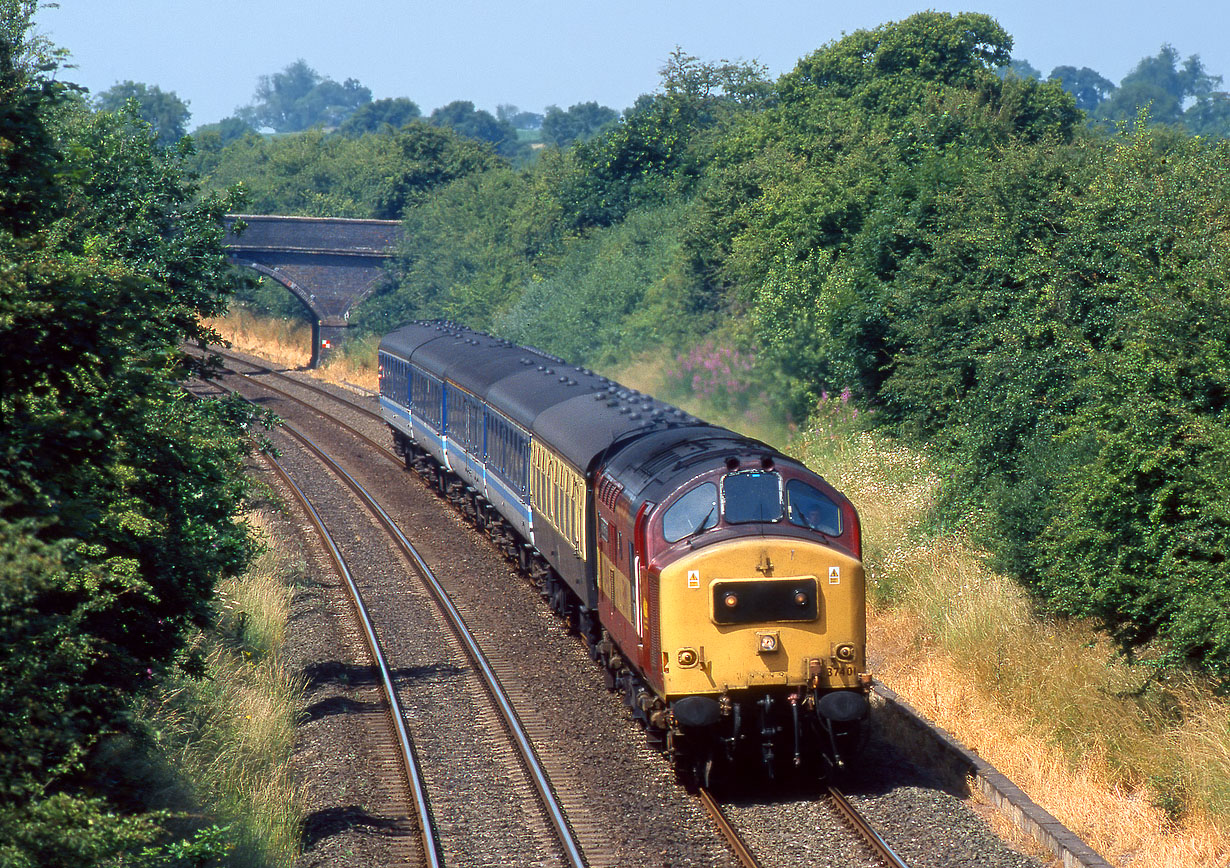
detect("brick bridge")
(223, 214), (402, 367)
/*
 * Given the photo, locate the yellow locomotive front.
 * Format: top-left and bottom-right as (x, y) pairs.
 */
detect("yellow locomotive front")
(642, 461), (870, 786)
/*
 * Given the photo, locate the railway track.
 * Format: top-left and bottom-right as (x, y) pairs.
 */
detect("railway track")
(202, 370), (590, 866)
(198, 346), (1046, 868)
(259, 452), (442, 867)
(699, 785), (911, 868)
(825, 786), (910, 868)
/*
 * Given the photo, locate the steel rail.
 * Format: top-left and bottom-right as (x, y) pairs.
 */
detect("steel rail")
(217, 362), (592, 868)
(259, 451), (443, 868)
(698, 788), (763, 868)
(827, 785), (911, 868)
(278, 417), (588, 868)
(211, 347), (383, 423)
(228, 367), (397, 458)
(226, 354), (910, 865)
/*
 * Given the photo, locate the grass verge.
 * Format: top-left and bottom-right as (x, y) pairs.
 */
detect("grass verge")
(138, 509), (305, 867)
(790, 422), (1230, 868)
(204, 308), (379, 393)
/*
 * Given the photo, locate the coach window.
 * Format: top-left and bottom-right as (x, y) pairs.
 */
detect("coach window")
(662, 482), (719, 543)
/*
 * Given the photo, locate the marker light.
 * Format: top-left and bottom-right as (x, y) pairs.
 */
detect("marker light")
(723, 592), (739, 609)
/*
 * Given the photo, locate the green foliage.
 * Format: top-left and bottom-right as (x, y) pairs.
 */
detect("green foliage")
(1049, 65), (1116, 112)
(660, 12), (1230, 679)
(496, 201), (704, 364)
(236, 58), (371, 133)
(1031, 130), (1230, 675)
(777, 11), (1012, 114)
(93, 80), (190, 147)
(540, 100), (619, 148)
(428, 99), (523, 159)
(337, 96), (421, 136)
(999, 58), (1041, 80)
(497, 103), (543, 131)
(1093, 44), (1222, 129)
(191, 121), (501, 219)
(189, 116), (252, 151)
(0, 7), (267, 861)
(361, 167), (531, 332)
(360, 47), (769, 368)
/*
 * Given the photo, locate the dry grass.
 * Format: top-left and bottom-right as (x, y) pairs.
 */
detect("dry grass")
(794, 429), (1230, 868)
(206, 307), (380, 392)
(141, 513), (305, 867)
(205, 308), (312, 370)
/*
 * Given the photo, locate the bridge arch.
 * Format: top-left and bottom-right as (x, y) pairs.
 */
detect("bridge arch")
(222, 214), (402, 367)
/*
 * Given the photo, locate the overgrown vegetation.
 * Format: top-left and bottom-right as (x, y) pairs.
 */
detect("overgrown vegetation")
(793, 423), (1230, 865)
(137, 511), (306, 867)
(0, 3), (275, 862)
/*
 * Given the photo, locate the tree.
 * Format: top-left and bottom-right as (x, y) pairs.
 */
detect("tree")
(237, 58), (371, 132)
(658, 46), (773, 109)
(93, 79), (190, 146)
(497, 103), (543, 129)
(1184, 90), (1230, 137)
(1094, 44), (1221, 127)
(999, 58), (1041, 80)
(191, 120), (502, 220)
(191, 114), (253, 149)
(778, 11), (1012, 112)
(338, 96), (421, 135)
(1, 3), (264, 858)
(428, 100), (522, 158)
(540, 101), (619, 147)
(1048, 65), (1116, 112)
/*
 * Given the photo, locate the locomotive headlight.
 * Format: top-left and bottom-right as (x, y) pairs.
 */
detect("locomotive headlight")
(834, 643), (856, 662)
(757, 631), (780, 654)
(677, 648), (699, 668)
(723, 592), (739, 609)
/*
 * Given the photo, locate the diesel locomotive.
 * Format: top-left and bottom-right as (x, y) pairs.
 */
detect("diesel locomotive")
(378, 321), (870, 786)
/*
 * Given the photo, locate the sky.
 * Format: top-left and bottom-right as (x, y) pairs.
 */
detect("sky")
(34, 1), (1230, 129)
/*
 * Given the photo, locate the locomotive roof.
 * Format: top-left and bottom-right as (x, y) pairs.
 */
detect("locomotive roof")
(599, 425), (784, 506)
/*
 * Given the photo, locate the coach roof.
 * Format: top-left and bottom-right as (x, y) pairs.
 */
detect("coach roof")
(378, 320), (456, 360)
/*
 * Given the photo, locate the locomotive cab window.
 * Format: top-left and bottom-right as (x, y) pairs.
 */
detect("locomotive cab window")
(662, 482), (719, 543)
(722, 471), (783, 524)
(785, 479), (841, 536)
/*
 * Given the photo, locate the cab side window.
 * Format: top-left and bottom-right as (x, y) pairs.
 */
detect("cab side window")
(785, 479), (841, 536)
(662, 482), (719, 543)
